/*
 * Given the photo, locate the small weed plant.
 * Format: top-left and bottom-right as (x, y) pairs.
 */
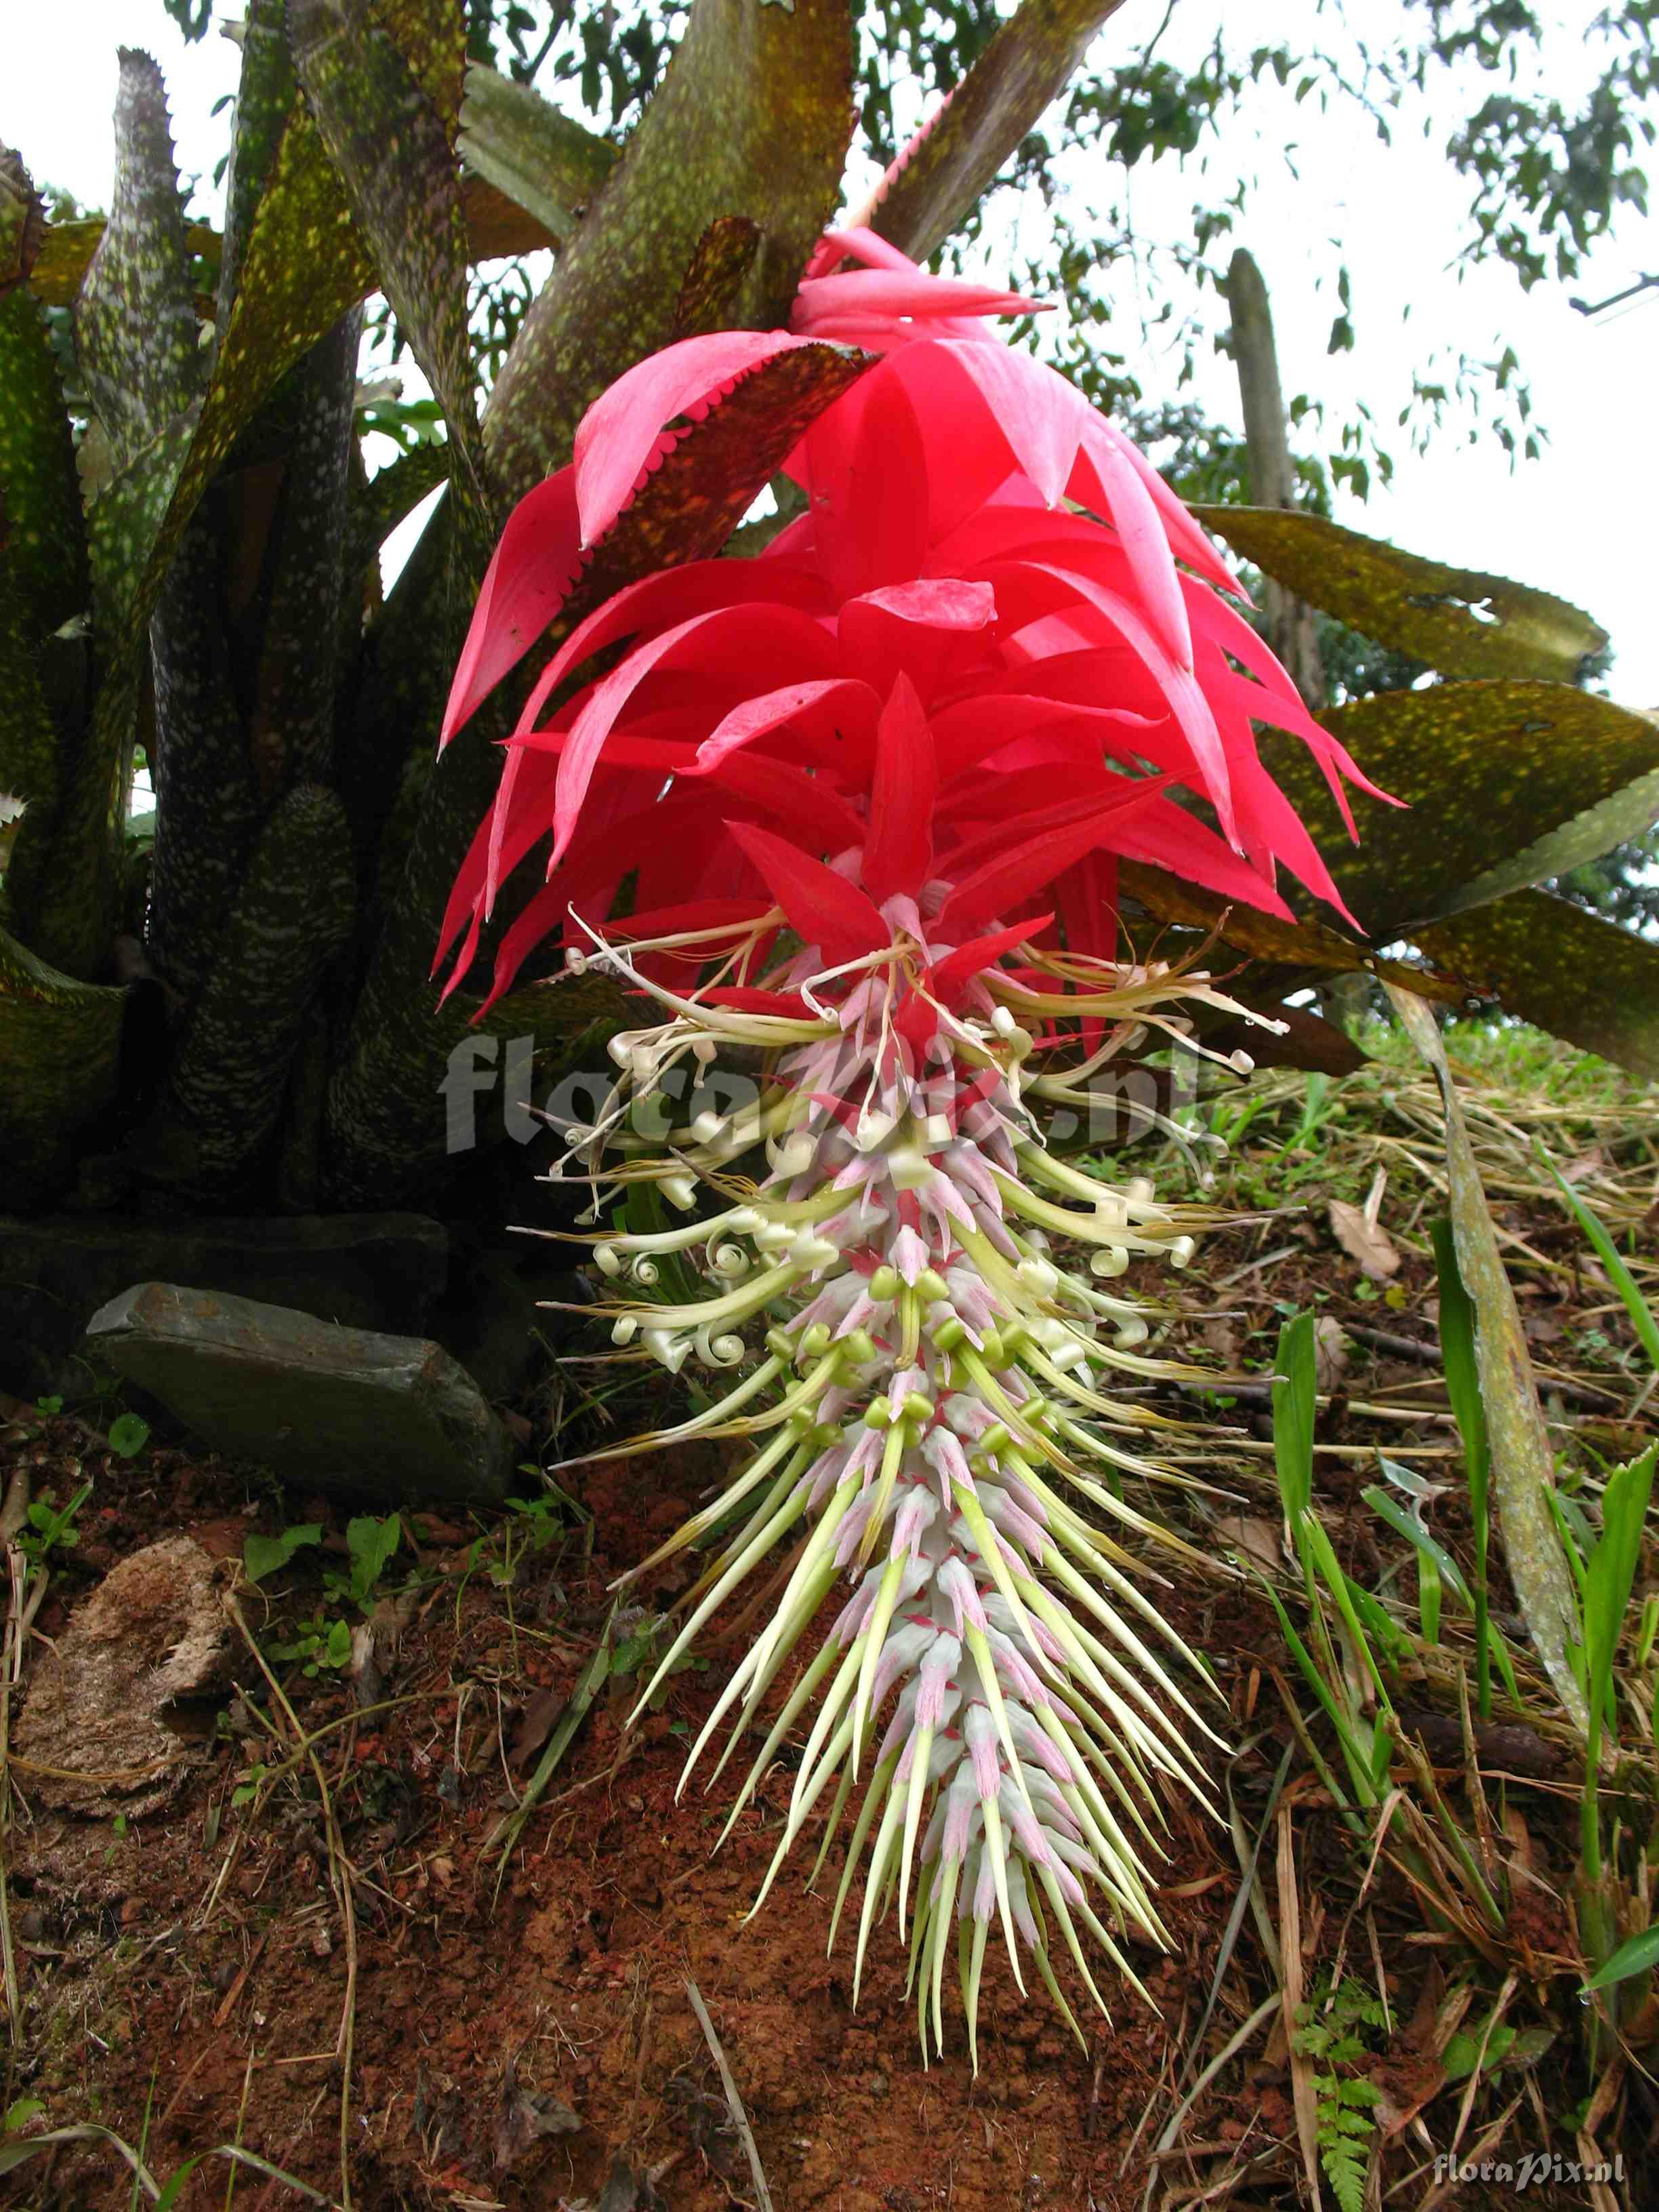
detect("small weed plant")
(1294, 1975), (1386, 2212)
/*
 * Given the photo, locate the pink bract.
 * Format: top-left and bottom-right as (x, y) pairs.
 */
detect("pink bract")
(438, 236), (1385, 1010)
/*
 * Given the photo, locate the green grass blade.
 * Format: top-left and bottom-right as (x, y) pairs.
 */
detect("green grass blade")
(489, 1601), (617, 1885)
(1584, 1445), (1658, 1762)
(1258, 1582), (1378, 1811)
(1418, 1547), (1442, 1643)
(1538, 1147), (1659, 1378)
(1583, 1923), (1659, 1993)
(1272, 1313), (1317, 1523)
(1361, 1483), (1472, 1610)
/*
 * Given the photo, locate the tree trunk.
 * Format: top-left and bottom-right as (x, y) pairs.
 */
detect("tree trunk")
(1223, 247), (1326, 713)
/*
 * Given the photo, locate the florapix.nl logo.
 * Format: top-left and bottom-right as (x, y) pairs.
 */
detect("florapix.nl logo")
(438, 1031), (1206, 1162)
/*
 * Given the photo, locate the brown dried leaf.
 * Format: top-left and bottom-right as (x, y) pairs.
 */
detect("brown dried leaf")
(493, 2055), (581, 2174)
(1329, 1200), (1401, 1280)
(1313, 1315), (1351, 1391)
(1214, 1514), (1281, 1574)
(1370, 2049), (1447, 2141)
(508, 1687), (565, 1771)
(1200, 1316), (1240, 1364)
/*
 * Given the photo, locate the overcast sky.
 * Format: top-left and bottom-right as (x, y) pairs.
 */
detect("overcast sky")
(9, 2), (1654, 703)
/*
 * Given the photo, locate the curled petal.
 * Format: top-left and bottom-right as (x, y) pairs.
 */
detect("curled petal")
(440, 468), (581, 748)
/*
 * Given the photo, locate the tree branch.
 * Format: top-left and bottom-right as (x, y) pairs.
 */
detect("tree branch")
(1222, 247), (1325, 710)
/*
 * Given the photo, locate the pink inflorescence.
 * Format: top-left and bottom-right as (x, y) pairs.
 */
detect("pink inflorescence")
(438, 214), (1374, 2057)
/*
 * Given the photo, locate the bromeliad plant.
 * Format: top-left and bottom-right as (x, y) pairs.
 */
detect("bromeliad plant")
(438, 233), (1381, 2055)
(5, 0), (1659, 1231)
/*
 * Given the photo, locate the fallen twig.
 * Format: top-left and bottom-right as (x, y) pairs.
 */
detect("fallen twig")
(1345, 1322), (1624, 1411)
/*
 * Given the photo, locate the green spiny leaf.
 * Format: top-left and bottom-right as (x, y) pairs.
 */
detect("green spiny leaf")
(155, 783), (356, 1196)
(1117, 859), (1461, 998)
(483, 0), (855, 502)
(87, 402), (203, 634)
(1387, 985), (1587, 1734)
(15, 401), (201, 977)
(0, 551), (59, 815)
(348, 435), (451, 575)
(289, 0), (489, 546)
(1416, 890), (1659, 1083)
(74, 50), (205, 464)
(0, 149), (86, 640)
(0, 143), (45, 292)
(1268, 681), (1659, 937)
(144, 0), (463, 615)
(456, 61), (615, 244)
(672, 216), (764, 340)
(0, 920), (125, 1182)
(215, 0), (298, 334)
(1193, 506), (1607, 684)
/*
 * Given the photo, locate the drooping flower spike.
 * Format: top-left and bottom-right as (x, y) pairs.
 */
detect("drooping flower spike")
(441, 235), (1376, 2058)
(548, 908), (1259, 2065)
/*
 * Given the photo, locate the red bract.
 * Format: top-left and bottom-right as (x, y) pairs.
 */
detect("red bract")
(438, 245), (1385, 1010)
(792, 225), (1043, 350)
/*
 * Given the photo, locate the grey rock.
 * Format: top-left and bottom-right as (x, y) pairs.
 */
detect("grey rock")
(86, 1282), (514, 1504)
(0, 1211), (448, 1397)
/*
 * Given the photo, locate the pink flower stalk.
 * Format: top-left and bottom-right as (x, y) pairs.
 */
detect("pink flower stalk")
(441, 234), (1374, 2058)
